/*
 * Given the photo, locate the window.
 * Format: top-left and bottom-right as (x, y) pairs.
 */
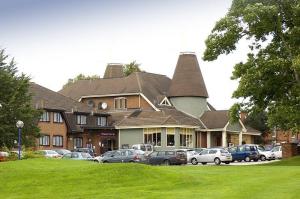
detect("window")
(167, 128), (175, 146)
(114, 97), (127, 109)
(180, 128), (193, 147)
(144, 128), (161, 146)
(40, 112), (50, 122)
(53, 112), (63, 123)
(209, 150), (217, 154)
(53, 135), (63, 147)
(39, 135), (50, 146)
(73, 137), (83, 148)
(97, 117), (107, 126)
(76, 115), (87, 125)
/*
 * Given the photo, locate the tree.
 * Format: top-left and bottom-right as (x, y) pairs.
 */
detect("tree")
(63, 74), (100, 88)
(203, 0), (300, 132)
(123, 61), (142, 76)
(0, 49), (41, 148)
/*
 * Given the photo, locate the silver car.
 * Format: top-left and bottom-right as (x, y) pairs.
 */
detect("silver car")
(190, 148), (232, 165)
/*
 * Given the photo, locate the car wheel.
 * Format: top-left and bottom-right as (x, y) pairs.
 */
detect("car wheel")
(225, 161), (230, 164)
(201, 162), (207, 165)
(214, 158), (221, 165)
(254, 158), (259, 162)
(163, 160), (170, 166)
(191, 158), (198, 165)
(260, 155), (266, 161)
(103, 161), (108, 163)
(244, 156), (251, 162)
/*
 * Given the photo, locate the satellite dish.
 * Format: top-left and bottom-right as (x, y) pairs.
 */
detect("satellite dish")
(101, 102), (108, 110)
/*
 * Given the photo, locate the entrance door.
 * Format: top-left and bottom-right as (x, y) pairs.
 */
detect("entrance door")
(102, 139), (116, 152)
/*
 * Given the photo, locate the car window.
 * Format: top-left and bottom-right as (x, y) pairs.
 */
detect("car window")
(150, 151), (158, 157)
(157, 151), (165, 156)
(249, 146), (256, 151)
(201, 150), (209, 155)
(64, 153), (71, 158)
(166, 151), (175, 156)
(220, 149), (229, 153)
(209, 150), (217, 154)
(176, 151), (185, 156)
(140, 146), (146, 151)
(127, 150), (134, 156)
(120, 151), (127, 156)
(71, 153), (79, 158)
(146, 145), (152, 151)
(228, 147), (236, 153)
(81, 153), (91, 158)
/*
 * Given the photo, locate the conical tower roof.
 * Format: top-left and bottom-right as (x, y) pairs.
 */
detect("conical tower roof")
(168, 53), (208, 98)
(103, 63), (124, 79)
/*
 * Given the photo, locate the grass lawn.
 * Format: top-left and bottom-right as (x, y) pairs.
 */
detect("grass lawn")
(0, 157), (300, 199)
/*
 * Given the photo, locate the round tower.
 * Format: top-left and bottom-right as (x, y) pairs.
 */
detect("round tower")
(168, 52), (209, 118)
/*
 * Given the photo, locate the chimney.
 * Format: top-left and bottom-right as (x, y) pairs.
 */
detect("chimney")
(103, 63), (124, 79)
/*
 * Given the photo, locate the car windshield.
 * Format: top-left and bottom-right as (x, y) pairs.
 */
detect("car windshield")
(220, 149), (229, 153)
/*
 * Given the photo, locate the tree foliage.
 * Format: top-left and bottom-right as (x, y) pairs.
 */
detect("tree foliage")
(63, 74), (100, 88)
(123, 61), (142, 76)
(0, 49), (41, 148)
(204, 0), (300, 132)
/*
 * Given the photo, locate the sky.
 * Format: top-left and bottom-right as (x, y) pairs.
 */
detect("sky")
(1, 0), (249, 110)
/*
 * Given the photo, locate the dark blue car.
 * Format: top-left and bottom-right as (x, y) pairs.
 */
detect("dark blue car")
(228, 145), (259, 162)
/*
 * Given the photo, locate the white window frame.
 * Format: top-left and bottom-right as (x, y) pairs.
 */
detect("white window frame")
(166, 128), (175, 147)
(39, 135), (50, 146)
(76, 115), (87, 125)
(180, 128), (193, 148)
(53, 135), (63, 147)
(143, 128), (161, 147)
(73, 137), (83, 148)
(40, 112), (50, 122)
(97, 116), (107, 126)
(114, 97), (127, 110)
(53, 112), (63, 123)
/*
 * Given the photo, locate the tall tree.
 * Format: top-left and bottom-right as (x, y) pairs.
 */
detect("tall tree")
(123, 61), (142, 76)
(0, 49), (41, 148)
(203, 0), (300, 132)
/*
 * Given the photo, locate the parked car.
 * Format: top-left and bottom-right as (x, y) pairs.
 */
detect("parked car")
(39, 150), (61, 158)
(179, 149), (198, 163)
(53, 149), (71, 156)
(271, 146), (282, 159)
(132, 144), (153, 155)
(256, 145), (275, 161)
(94, 151), (116, 163)
(0, 151), (9, 161)
(72, 148), (95, 157)
(190, 148), (232, 165)
(63, 152), (94, 161)
(101, 149), (145, 163)
(228, 145), (259, 162)
(146, 150), (187, 165)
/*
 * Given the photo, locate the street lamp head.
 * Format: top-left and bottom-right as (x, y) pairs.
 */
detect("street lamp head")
(16, 120), (24, 128)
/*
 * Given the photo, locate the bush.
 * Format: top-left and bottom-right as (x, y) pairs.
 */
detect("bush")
(23, 149), (44, 159)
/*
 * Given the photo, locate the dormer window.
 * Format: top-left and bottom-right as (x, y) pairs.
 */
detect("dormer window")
(114, 97), (127, 110)
(77, 115), (87, 125)
(97, 116), (107, 126)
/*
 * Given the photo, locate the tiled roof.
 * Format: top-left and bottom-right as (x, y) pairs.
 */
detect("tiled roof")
(59, 72), (171, 106)
(29, 83), (92, 113)
(103, 64), (124, 79)
(200, 110), (229, 129)
(114, 108), (204, 128)
(168, 53), (208, 98)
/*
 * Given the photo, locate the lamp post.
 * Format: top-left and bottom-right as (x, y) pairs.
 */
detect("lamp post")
(16, 120), (24, 160)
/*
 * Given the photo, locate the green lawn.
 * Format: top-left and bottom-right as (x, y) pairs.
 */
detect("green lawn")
(0, 157), (300, 199)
